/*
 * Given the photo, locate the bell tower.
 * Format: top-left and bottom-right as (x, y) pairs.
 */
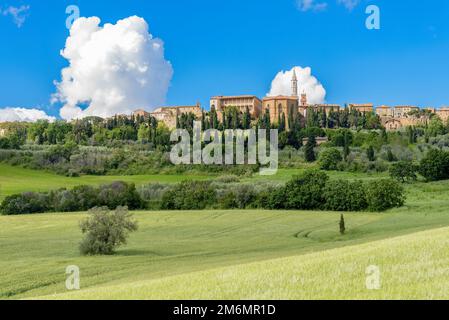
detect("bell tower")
(291, 69), (298, 97)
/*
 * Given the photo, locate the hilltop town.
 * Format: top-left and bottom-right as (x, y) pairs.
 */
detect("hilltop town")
(132, 70), (449, 132)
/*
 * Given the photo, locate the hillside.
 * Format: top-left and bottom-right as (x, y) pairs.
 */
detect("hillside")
(40, 226), (449, 300)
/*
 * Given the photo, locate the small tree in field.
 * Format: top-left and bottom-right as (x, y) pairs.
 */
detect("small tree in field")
(339, 214), (346, 235)
(389, 161), (418, 183)
(79, 206), (138, 255)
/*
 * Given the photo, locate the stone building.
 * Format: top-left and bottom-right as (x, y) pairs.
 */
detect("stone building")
(132, 104), (202, 129)
(393, 106), (419, 118)
(348, 103), (374, 113)
(210, 95), (262, 122)
(436, 107), (449, 123)
(312, 104), (341, 115)
(262, 95), (299, 129)
(375, 105), (394, 117)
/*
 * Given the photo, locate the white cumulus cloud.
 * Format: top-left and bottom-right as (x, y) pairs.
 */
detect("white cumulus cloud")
(53, 16), (173, 120)
(267, 66), (326, 104)
(0, 107), (55, 123)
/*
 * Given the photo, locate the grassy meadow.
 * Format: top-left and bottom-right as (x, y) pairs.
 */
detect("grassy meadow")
(0, 163), (387, 201)
(0, 163), (211, 201)
(0, 169), (448, 299)
(42, 226), (449, 300)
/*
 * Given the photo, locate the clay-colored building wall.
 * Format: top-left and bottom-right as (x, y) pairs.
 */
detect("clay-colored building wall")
(393, 106), (419, 118)
(436, 108), (449, 123)
(376, 106), (393, 117)
(262, 96), (299, 130)
(210, 95), (262, 120)
(348, 103), (374, 113)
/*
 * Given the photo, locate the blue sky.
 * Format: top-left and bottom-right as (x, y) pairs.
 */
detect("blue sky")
(1, 0), (449, 119)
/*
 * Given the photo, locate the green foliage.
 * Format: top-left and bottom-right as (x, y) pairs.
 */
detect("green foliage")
(284, 170), (329, 210)
(339, 214), (345, 235)
(419, 149), (449, 182)
(389, 161), (418, 183)
(366, 145), (376, 162)
(0, 192), (49, 215)
(318, 148), (342, 170)
(365, 179), (405, 211)
(79, 206), (138, 255)
(0, 181), (145, 215)
(161, 181), (216, 210)
(323, 180), (368, 211)
(304, 135), (317, 162)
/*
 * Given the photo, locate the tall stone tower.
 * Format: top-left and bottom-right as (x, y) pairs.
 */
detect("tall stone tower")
(291, 69), (298, 97)
(300, 92), (308, 106)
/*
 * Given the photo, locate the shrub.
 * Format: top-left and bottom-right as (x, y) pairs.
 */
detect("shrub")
(323, 180), (368, 211)
(215, 175), (240, 184)
(318, 148), (342, 170)
(254, 186), (284, 209)
(389, 161), (418, 183)
(0, 192), (49, 215)
(419, 149), (449, 182)
(137, 183), (171, 209)
(161, 181), (216, 210)
(1, 181), (145, 215)
(365, 179), (405, 211)
(79, 206), (138, 255)
(233, 184), (257, 209)
(97, 182), (143, 210)
(366, 145), (376, 161)
(284, 170), (329, 210)
(217, 191), (238, 209)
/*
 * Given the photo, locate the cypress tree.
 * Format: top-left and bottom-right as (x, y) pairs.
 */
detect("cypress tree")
(339, 214), (346, 235)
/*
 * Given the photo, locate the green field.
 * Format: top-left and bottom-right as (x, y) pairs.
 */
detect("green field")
(0, 164), (211, 201)
(42, 226), (449, 300)
(1, 175), (449, 299)
(0, 163), (387, 201)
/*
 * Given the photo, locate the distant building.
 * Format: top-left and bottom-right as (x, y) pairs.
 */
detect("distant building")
(436, 107), (449, 123)
(313, 104), (341, 115)
(262, 96), (299, 130)
(132, 104), (202, 129)
(376, 105), (394, 117)
(132, 109), (151, 119)
(393, 106), (419, 118)
(0, 128), (6, 137)
(210, 95), (262, 121)
(348, 103), (374, 113)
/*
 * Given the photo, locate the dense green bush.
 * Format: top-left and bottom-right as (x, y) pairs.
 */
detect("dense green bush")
(97, 182), (143, 210)
(0, 181), (145, 215)
(284, 170), (329, 210)
(365, 179), (405, 211)
(0, 192), (49, 215)
(216, 184), (257, 209)
(419, 149), (449, 182)
(389, 161), (418, 183)
(323, 180), (368, 211)
(79, 206), (138, 255)
(161, 181), (216, 210)
(318, 148), (342, 170)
